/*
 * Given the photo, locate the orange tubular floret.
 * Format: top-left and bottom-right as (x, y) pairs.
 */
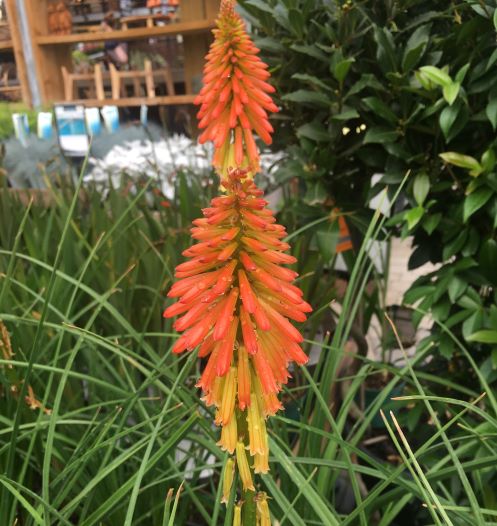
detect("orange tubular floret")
(216, 315), (239, 376)
(213, 288), (239, 341)
(240, 306), (259, 355)
(237, 345), (251, 410)
(238, 269), (257, 313)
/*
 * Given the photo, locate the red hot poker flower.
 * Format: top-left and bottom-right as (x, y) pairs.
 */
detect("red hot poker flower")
(194, 0), (279, 178)
(167, 1), (311, 515)
(164, 168), (311, 470)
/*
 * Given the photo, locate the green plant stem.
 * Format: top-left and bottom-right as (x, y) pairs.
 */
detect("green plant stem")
(241, 489), (257, 526)
(235, 408), (258, 526)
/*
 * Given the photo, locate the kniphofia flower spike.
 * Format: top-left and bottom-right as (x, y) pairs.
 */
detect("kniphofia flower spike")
(194, 0), (278, 178)
(164, 0), (311, 522)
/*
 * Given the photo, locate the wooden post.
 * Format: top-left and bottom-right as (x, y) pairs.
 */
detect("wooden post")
(4, 0), (32, 105)
(144, 59), (155, 98)
(23, 0), (72, 103)
(109, 63), (120, 99)
(61, 65), (73, 100)
(94, 63), (104, 100)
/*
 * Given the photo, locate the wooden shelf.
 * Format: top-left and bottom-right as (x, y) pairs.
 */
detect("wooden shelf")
(36, 19), (215, 45)
(56, 94), (197, 107)
(0, 39), (13, 51)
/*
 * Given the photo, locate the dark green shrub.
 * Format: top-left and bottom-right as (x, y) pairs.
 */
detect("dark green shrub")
(240, 0), (497, 384)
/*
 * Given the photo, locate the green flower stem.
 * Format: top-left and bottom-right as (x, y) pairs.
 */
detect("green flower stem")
(235, 408), (258, 526)
(241, 488), (257, 526)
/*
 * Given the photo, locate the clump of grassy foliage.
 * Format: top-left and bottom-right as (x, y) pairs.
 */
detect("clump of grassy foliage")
(1, 175), (496, 525)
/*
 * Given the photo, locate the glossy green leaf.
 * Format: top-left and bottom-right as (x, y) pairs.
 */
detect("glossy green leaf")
(463, 187), (493, 222)
(244, 0), (274, 14)
(254, 36), (285, 53)
(288, 8), (305, 38)
(402, 24), (431, 72)
(374, 26), (397, 73)
(481, 148), (496, 172)
(462, 310), (484, 340)
(404, 285), (436, 304)
(363, 127), (398, 144)
(362, 97), (397, 124)
(439, 104), (460, 140)
(333, 58), (355, 84)
(273, 3), (291, 31)
(347, 74), (386, 96)
(467, 330), (497, 344)
(419, 65), (452, 87)
(282, 89), (330, 107)
(416, 69), (436, 90)
(448, 277), (467, 302)
(331, 108), (360, 121)
(440, 152), (483, 176)
(485, 97), (497, 130)
(291, 73), (332, 92)
(439, 332), (454, 359)
(422, 213), (442, 235)
(289, 43), (328, 62)
(443, 230), (467, 260)
(443, 82), (460, 106)
(297, 122), (330, 142)
(413, 173), (430, 205)
(405, 206), (424, 230)
(455, 63), (470, 83)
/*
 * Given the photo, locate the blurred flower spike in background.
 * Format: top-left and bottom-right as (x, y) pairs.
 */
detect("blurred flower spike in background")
(194, 0), (279, 179)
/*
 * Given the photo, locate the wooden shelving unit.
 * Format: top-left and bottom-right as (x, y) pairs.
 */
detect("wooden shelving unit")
(60, 93), (197, 106)
(3, 0), (219, 106)
(36, 18), (215, 45)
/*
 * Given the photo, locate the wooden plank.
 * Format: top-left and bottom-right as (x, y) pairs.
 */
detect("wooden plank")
(204, 0), (220, 20)
(3, 0), (31, 104)
(121, 13), (173, 29)
(181, 0), (206, 20)
(183, 34), (209, 94)
(0, 39), (13, 51)
(55, 94), (198, 107)
(0, 85), (21, 94)
(94, 63), (104, 101)
(36, 19), (215, 45)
